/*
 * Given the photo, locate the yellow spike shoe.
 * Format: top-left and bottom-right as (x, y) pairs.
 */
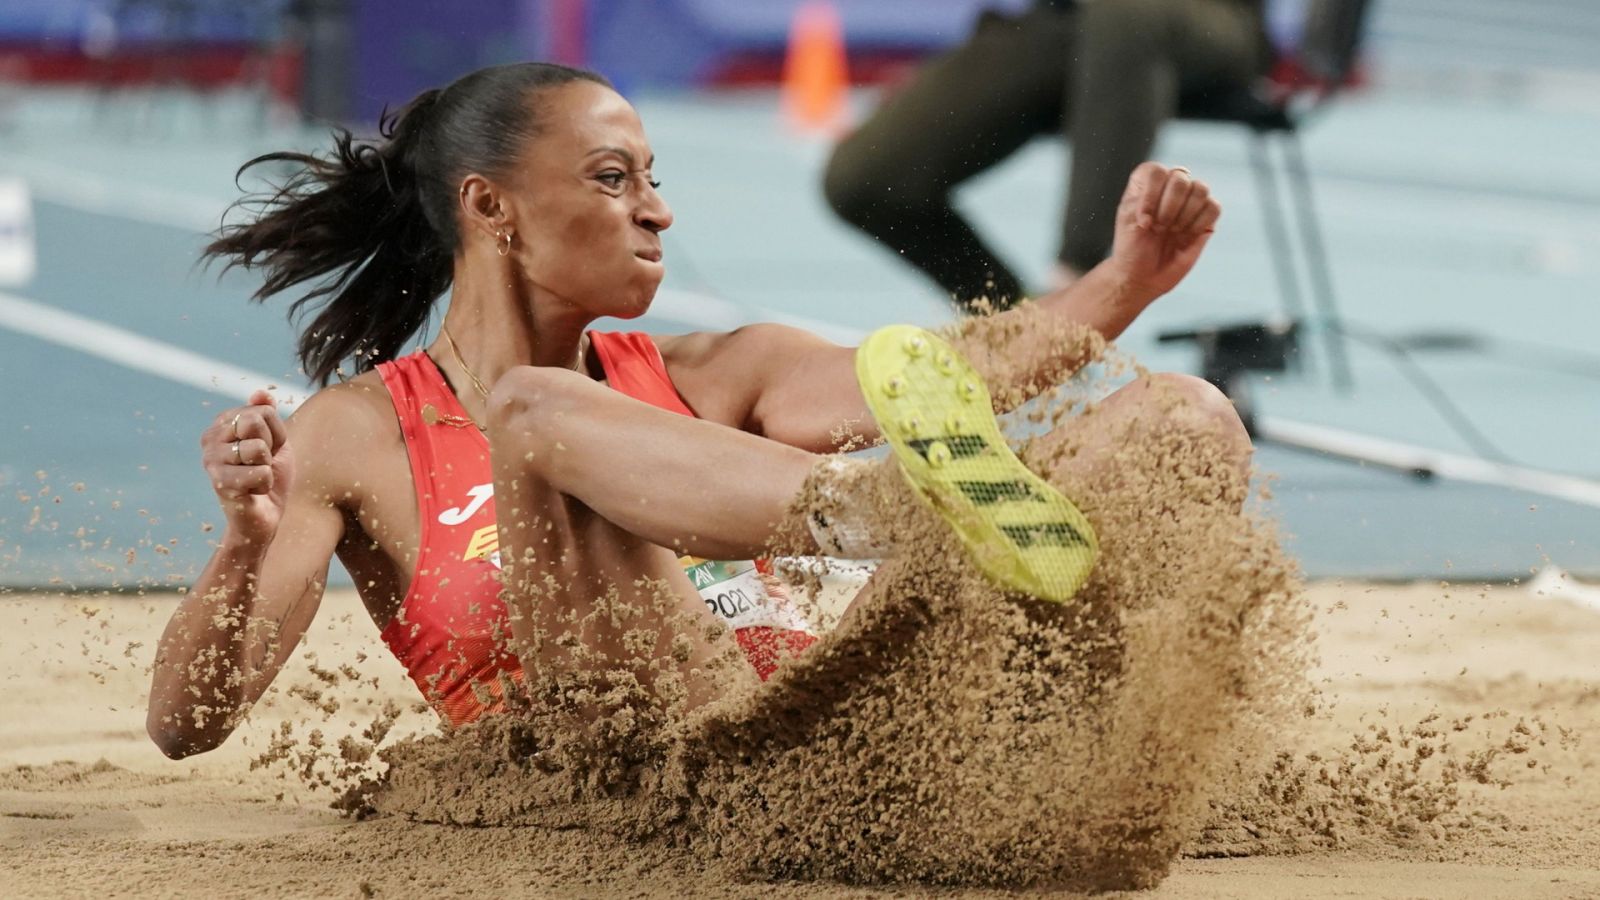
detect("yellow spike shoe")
(855, 324), (1097, 602)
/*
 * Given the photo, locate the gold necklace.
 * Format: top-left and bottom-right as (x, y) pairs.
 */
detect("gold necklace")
(429, 326), (588, 430)
(441, 325), (589, 395)
(441, 324), (493, 400)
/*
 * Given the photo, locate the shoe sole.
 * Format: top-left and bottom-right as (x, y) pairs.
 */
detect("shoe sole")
(855, 324), (1098, 602)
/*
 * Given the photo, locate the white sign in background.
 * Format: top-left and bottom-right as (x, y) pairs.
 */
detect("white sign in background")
(0, 178), (36, 287)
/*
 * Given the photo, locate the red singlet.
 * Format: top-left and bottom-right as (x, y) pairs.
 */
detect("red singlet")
(375, 331), (816, 726)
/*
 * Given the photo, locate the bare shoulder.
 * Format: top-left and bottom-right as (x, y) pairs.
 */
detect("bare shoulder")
(286, 372), (395, 438)
(282, 372), (401, 495)
(652, 329), (728, 370)
(655, 324), (850, 430)
(656, 323), (835, 374)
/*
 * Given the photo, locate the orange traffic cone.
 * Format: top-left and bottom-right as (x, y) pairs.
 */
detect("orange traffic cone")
(782, 1), (848, 134)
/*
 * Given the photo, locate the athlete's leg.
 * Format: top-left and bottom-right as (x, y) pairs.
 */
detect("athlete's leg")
(1031, 371), (1251, 499)
(485, 364), (823, 562)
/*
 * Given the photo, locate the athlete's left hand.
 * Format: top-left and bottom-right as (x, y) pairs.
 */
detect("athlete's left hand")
(1106, 162), (1222, 302)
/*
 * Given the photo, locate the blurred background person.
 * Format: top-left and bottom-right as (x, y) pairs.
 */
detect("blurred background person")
(822, 0), (1270, 312)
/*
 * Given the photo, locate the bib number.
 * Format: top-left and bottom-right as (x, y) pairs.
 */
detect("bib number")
(681, 558), (810, 633)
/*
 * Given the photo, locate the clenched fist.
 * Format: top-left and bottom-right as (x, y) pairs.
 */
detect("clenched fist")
(201, 390), (292, 546)
(1107, 161), (1223, 302)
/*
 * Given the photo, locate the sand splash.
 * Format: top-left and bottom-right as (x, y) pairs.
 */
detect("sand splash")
(353, 311), (1317, 892)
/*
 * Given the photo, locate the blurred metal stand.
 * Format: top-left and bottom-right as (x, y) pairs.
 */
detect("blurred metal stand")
(1176, 0), (1373, 392)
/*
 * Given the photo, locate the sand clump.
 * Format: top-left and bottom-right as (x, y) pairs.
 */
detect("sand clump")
(1192, 710), (1562, 857)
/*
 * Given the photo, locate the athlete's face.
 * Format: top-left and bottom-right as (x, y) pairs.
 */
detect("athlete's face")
(501, 81), (672, 320)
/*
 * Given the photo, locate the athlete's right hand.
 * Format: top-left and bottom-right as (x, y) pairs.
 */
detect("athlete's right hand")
(202, 390), (292, 546)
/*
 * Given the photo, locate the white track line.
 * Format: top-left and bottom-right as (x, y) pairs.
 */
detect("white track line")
(1255, 416), (1600, 509)
(0, 291), (300, 411)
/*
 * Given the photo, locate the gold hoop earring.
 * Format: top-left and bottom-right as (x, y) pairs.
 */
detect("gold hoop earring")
(497, 230), (513, 257)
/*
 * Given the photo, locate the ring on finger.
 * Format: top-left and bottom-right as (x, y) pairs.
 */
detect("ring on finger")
(230, 413), (241, 441)
(232, 440), (242, 464)
(1170, 165), (1191, 177)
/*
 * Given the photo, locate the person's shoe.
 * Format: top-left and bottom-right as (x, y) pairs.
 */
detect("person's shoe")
(855, 324), (1098, 602)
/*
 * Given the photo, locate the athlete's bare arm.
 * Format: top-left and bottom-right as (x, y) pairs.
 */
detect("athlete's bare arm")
(663, 163), (1222, 454)
(146, 390), (356, 759)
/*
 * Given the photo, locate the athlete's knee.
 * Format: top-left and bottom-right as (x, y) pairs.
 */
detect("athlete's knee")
(1142, 372), (1252, 461)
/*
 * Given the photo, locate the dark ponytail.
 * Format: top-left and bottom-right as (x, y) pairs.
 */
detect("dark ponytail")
(205, 63), (611, 385)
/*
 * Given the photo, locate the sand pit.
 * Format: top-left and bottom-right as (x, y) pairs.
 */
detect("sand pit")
(2, 577), (1596, 898)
